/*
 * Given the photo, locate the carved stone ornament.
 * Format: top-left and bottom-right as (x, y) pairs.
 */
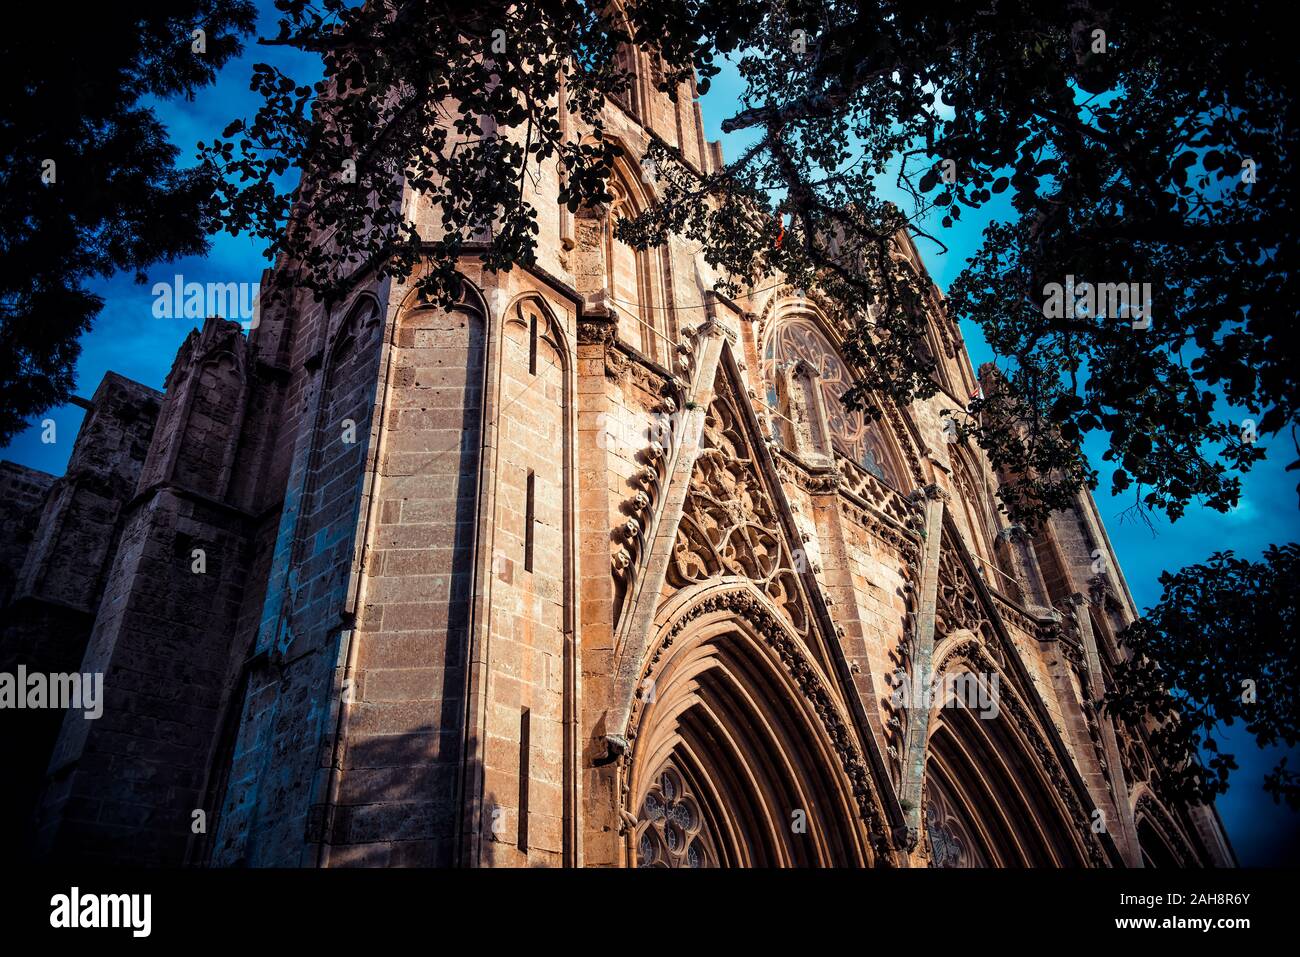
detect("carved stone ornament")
(576, 314), (617, 345)
(666, 379), (809, 635)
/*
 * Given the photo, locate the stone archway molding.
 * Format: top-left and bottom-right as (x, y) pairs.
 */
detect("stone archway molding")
(622, 576), (897, 866)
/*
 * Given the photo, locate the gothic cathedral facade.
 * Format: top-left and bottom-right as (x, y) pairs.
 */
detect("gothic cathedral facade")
(1, 47), (1234, 868)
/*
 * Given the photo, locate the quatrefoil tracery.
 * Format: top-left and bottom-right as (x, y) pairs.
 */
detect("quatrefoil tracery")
(636, 767), (712, 868)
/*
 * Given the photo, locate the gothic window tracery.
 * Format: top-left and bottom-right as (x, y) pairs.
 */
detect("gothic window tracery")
(762, 309), (905, 489)
(950, 449), (1001, 572)
(667, 377), (809, 635)
(922, 780), (989, 868)
(635, 765), (713, 868)
(1137, 816), (1182, 868)
(926, 803), (961, 866)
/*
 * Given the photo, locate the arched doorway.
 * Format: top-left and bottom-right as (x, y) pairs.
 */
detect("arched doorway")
(625, 583), (883, 867)
(921, 652), (1095, 867)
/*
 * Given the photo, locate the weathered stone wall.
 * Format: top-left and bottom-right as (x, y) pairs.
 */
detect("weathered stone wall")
(0, 461), (55, 608)
(30, 322), (264, 865)
(470, 293), (572, 867)
(325, 291), (487, 866)
(35, 489), (254, 865)
(11, 373), (160, 618)
(210, 289), (390, 866)
(0, 373), (160, 863)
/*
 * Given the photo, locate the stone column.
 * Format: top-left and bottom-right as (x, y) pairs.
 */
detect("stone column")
(897, 484), (947, 858)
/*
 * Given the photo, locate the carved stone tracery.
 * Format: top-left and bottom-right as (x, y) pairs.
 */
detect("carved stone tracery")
(666, 376), (808, 635)
(635, 765), (714, 868)
(755, 291), (926, 485)
(1135, 793), (1197, 868)
(936, 541), (991, 645)
(923, 782), (988, 868)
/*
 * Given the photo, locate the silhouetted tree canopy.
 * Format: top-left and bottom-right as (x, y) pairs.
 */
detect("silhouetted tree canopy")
(1107, 544), (1300, 809)
(0, 2), (256, 446)
(204, 0), (1295, 531)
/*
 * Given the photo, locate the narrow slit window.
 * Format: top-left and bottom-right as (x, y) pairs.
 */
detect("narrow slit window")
(528, 312), (538, 375)
(518, 707), (531, 851)
(524, 470), (535, 572)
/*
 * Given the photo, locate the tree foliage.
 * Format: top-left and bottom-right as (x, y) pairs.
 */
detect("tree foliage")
(1106, 544), (1300, 809)
(206, 0), (1295, 531)
(0, 2), (256, 446)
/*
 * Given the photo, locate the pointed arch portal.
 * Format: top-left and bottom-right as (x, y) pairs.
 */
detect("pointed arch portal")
(921, 656), (1094, 867)
(626, 583), (880, 868)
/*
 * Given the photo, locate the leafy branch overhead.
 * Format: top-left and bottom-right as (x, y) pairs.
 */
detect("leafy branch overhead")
(0, 2), (256, 447)
(205, 0), (1294, 537)
(1106, 544), (1300, 810)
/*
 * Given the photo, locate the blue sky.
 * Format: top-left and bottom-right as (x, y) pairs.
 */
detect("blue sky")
(3, 6), (1295, 865)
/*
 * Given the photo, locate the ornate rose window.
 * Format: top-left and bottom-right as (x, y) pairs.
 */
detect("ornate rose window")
(635, 766), (713, 868)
